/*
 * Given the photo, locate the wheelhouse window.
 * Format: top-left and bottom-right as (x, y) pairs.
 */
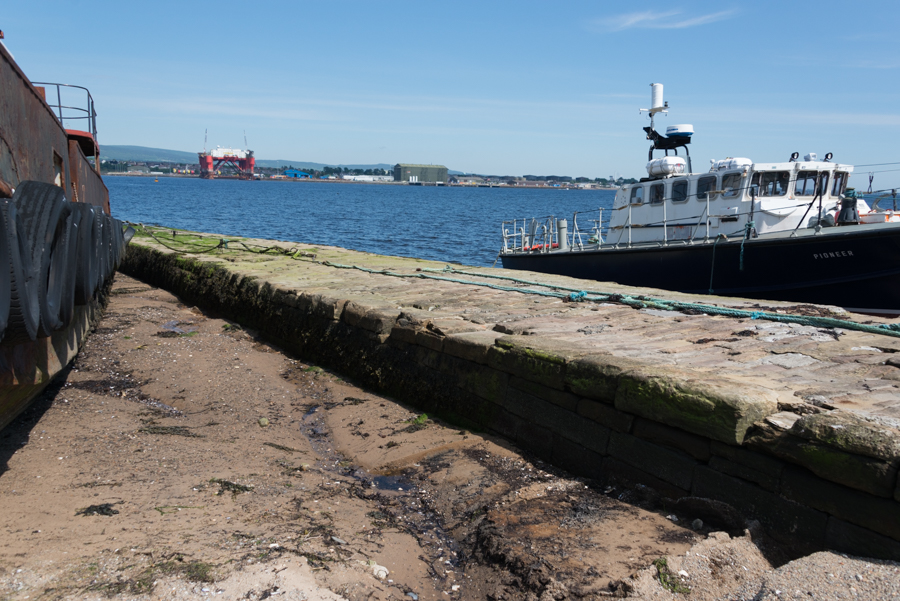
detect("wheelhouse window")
(650, 183), (665, 204)
(630, 186), (644, 204)
(721, 172), (742, 198)
(672, 180), (688, 202)
(696, 175), (717, 201)
(795, 171), (829, 196)
(751, 171), (789, 197)
(832, 171), (848, 197)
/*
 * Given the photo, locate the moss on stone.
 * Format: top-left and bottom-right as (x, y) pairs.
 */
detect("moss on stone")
(614, 367), (777, 445)
(791, 412), (900, 464)
(746, 422), (898, 497)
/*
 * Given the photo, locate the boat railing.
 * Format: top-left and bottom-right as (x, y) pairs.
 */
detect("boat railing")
(500, 185), (848, 256)
(502, 208), (606, 254)
(31, 82), (98, 143)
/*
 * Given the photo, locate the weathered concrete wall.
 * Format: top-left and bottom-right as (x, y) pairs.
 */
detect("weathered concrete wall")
(121, 241), (900, 561)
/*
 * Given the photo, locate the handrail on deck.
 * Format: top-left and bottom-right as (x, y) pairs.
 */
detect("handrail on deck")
(31, 82), (98, 143)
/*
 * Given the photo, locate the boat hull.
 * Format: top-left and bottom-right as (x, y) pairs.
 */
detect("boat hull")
(0, 43), (120, 429)
(500, 224), (900, 314)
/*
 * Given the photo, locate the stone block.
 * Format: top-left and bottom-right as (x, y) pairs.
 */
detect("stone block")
(486, 336), (578, 389)
(614, 366), (779, 445)
(340, 301), (366, 327)
(275, 288), (299, 308)
(603, 457), (690, 500)
(552, 436), (606, 480)
(510, 376), (580, 412)
(443, 389), (505, 432)
(781, 465), (900, 542)
(505, 387), (609, 454)
(693, 467), (827, 554)
(308, 293), (346, 320)
(708, 442), (785, 492)
(708, 456), (780, 492)
(427, 320), (483, 337)
(608, 432), (697, 491)
(576, 398), (634, 433)
(790, 411), (900, 463)
(632, 418), (711, 461)
(413, 346), (441, 371)
(516, 420), (554, 458)
(388, 322), (418, 345)
(487, 407), (520, 440)
(438, 354), (508, 405)
(443, 330), (502, 365)
(745, 422), (898, 498)
(413, 330), (444, 352)
(358, 308), (400, 335)
(565, 354), (643, 404)
(826, 517), (900, 561)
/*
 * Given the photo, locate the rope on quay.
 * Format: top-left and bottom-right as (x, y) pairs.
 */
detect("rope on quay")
(133, 224), (900, 339)
(130, 224), (318, 259)
(414, 266), (900, 339)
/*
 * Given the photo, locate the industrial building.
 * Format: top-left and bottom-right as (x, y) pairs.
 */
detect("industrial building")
(284, 169), (310, 178)
(393, 164), (448, 184)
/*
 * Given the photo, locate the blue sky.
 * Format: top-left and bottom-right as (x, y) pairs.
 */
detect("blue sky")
(5, 1), (900, 186)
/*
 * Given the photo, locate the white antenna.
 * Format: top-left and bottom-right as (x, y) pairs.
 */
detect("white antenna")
(639, 83), (669, 131)
(244, 130), (248, 150)
(204, 129), (207, 152)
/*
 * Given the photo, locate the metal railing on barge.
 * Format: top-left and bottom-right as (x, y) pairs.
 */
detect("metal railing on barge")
(31, 82), (98, 143)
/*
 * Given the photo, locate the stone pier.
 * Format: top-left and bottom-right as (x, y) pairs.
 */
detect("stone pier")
(121, 228), (900, 561)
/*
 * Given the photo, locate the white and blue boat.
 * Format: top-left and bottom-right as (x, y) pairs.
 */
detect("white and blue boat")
(499, 84), (900, 315)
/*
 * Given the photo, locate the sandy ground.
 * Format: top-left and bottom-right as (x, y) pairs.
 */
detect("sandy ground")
(0, 274), (898, 601)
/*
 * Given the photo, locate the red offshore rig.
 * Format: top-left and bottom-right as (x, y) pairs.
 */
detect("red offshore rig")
(198, 146), (256, 179)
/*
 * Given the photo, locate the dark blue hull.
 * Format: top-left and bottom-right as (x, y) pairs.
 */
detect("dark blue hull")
(500, 225), (900, 314)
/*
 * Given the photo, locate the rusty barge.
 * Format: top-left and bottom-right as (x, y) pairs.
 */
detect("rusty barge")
(0, 39), (129, 430)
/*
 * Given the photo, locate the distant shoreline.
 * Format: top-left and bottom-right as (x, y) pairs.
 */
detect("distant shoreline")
(103, 172), (617, 190)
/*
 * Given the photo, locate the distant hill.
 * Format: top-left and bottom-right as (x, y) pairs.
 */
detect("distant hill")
(255, 159), (396, 171)
(100, 145), (198, 163)
(100, 146), (407, 172)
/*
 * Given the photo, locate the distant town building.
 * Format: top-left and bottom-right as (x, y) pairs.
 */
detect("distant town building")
(284, 169), (310, 179)
(342, 174), (394, 182)
(393, 164), (448, 184)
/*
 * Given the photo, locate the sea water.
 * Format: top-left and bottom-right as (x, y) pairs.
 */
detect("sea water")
(108, 177), (616, 267)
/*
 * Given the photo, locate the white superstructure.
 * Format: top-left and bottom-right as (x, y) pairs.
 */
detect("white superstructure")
(609, 157), (857, 244)
(208, 146), (250, 159)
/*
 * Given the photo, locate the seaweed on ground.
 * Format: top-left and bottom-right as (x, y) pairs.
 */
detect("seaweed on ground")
(264, 442), (299, 453)
(76, 503), (121, 517)
(210, 478), (253, 496)
(653, 557), (690, 594)
(138, 425), (204, 438)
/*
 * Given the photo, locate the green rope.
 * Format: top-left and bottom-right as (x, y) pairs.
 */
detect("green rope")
(412, 266), (900, 339)
(740, 220), (755, 272)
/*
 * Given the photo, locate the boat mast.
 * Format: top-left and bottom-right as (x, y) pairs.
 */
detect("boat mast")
(640, 84), (693, 174)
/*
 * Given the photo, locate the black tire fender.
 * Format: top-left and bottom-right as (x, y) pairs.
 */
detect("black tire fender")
(3, 196), (39, 342)
(0, 201), (12, 342)
(10, 181), (74, 337)
(71, 204), (99, 305)
(109, 217), (122, 269)
(55, 208), (80, 328)
(94, 210), (114, 287)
